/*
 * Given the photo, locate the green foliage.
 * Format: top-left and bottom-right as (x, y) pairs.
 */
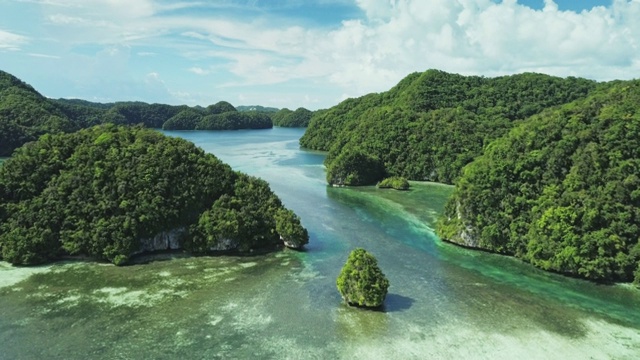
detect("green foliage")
(437, 80), (640, 283)
(0, 70), (272, 155)
(336, 248), (389, 308)
(187, 175), (284, 252)
(271, 108), (293, 126)
(0, 71), (81, 156)
(207, 101), (237, 115)
(377, 176), (410, 190)
(272, 107), (313, 127)
(236, 105), (279, 113)
(275, 208), (309, 248)
(103, 102), (186, 128)
(0, 121), (30, 157)
(326, 149), (385, 186)
(161, 105), (272, 131)
(0, 125), (308, 265)
(162, 108), (204, 130)
(197, 111), (272, 130)
(301, 70), (597, 185)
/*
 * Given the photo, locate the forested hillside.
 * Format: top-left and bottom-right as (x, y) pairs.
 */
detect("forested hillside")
(271, 107), (314, 127)
(0, 71), (83, 157)
(437, 80), (640, 283)
(0, 125), (308, 265)
(0, 70), (274, 156)
(301, 70), (597, 185)
(162, 101), (272, 130)
(237, 105), (279, 113)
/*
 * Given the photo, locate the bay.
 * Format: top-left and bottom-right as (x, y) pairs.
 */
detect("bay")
(0, 128), (639, 359)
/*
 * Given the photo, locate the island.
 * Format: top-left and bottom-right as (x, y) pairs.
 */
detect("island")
(337, 248), (390, 308)
(162, 101), (272, 130)
(0, 124), (308, 266)
(377, 176), (410, 190)
(271, 107), (314, 127)
(302, 70), (597, 186)
(304, 68), (640, 285)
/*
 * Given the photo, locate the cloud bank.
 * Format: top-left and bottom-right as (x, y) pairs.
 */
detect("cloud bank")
(3, 0), (639, 108)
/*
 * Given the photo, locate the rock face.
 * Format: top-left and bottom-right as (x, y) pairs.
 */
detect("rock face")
(133, 229), (286, 255)
(280, 235), (302, 249)
(440, 201), (481, 249)
(458, 225), (480, 248)
(134, 228), (185, 255)
(209, 238), (239, 251)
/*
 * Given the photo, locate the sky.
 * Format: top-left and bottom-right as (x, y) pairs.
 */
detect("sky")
(0, 0), (638, 110)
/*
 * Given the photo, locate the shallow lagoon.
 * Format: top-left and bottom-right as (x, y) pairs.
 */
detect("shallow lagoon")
(1, 128), (639, 359)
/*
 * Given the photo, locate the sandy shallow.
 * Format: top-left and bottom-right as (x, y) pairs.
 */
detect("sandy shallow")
(2, 129), (639, 359)
(5, 256), (638, 360)
(328, 317), (640, 360)
(0, 261), (52, 289)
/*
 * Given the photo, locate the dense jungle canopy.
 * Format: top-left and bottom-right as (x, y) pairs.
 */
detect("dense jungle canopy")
(0, 125), (308, 265)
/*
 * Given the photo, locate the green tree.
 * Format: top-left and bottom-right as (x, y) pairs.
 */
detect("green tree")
(0, 125), (308, 265)
(336, 248), (390, 308)
(301, 69), (597, 186)
(272, 107), (313, 127)
(207, 101), (237, 115)
(326, 149), (385, 186)
(377, 176), (410, 190)
(162, 108), (203, 130)
(437, 80), (640, 283)
(275, 208), (309, 248)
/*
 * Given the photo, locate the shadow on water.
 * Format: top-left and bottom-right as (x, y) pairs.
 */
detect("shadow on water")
(383, 293), (415, 313)
(336, 303), (391, 339)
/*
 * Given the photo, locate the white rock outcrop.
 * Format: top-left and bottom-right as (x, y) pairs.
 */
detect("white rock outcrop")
(134, 228), (185, 255)
(209, 238), (239, 251)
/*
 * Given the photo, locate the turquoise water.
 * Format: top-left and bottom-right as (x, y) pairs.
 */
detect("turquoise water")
(1, 128), (639, 359)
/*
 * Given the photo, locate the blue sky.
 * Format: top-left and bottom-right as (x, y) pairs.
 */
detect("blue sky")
(0, 0), (637, 110)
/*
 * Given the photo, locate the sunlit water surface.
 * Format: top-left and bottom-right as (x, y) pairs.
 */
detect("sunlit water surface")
(1, 128), (639, 359)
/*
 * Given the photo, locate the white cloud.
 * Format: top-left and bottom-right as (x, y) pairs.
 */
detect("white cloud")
(28, 52), (61, 59)
(149, 0), (640, 96)
(309, 0), (640, 94)
(49, 0), (155, 18)
(355, 0), (396, 20)
(14, 0), (79, 7)
(7, 0), (640, 108)
(188, 66), (209, 75)
(0, 29), (28, 51)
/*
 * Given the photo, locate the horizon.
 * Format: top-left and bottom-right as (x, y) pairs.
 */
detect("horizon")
(1, 0), (637, 110)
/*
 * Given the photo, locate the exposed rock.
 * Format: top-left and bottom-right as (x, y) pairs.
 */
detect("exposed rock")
(442, 201), (480, 248)
(134, 228), (185, 255)
(459, 225), (479, 248)
(209, 238), (239, 251)
(281, 235), (302, 249)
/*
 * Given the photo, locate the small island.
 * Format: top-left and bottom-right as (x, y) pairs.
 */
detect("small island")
(0, 124), (308, 266)
(336, 248), (389, 308)
(377, 176), (410, 190)
(162, 101), (272, 131)
(326, 149), (385, 186)
(271, 107), (314, 127)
